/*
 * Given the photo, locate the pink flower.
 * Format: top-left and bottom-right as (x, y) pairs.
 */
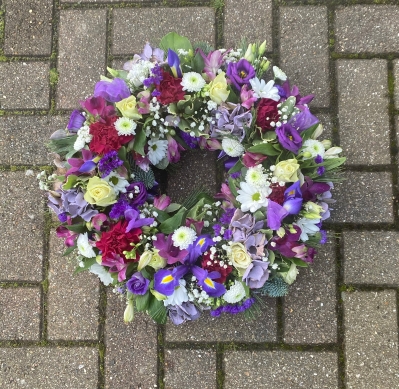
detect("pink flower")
(167, 135), (185, 163)
(101, 253), (129, 282)
(242, 152), (267, 168)
(137, 90), (151, 114)
(240, 84), (257, 109)
(199, 49), (226, 81)
(154, 194), (171, 210)
(215, 183), (236, 204)
(92, 213), (108, 230)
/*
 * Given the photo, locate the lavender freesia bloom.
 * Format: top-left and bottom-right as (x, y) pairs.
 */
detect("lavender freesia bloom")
(267, 200), (289, 230)
(94, 78), (130, 103)
(226, 59), (255, 91)
(167, 49), (182, 78)
(283, 181), (303, 215)
(126, 272), (150, 295)
(289, 107), (319, 132)
(242, 260), (270, 288)
(124, 208), (154, 232)
(276, 123), (302, 154)
(67, 110), (85, 132)
(140, 43), (164, 62)
(168, 301), (201, 325)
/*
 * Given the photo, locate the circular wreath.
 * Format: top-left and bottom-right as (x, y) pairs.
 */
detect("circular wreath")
(42, 33), (345, 325)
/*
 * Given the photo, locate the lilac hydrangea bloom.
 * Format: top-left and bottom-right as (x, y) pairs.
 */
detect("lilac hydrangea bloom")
(93, 78), (130, 103)
(168, 302), (201, 325)
(242, 260), (270, 288)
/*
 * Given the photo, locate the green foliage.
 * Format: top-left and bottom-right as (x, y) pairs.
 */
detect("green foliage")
(131, 163), (156, 189)
(193, 41), (214, 56)
(159, 32), (193, 54)
(49, 68), (59, 86)
(47, 135), (78, 158)
(257, 277), (289, 298)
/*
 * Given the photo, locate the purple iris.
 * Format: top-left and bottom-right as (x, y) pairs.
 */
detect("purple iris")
(127, 272), (150, 295)
(276, 123), (302, 154)
(242, 260), (270, 289)
(283, 181), (303, 215)
(192, 267), (226, 297)
(226, 59), (255, 91)
(167, 49), (182, 78)
(153, 268), (181, 296)
(289, 107), (319, 132)
(267, 200), (289, 230)
(67, 110), (85, 132)
(93, 78), (130, 103)
(124, 208), (154, 232)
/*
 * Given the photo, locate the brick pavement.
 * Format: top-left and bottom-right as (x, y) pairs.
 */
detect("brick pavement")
(0, 1), (398, 388)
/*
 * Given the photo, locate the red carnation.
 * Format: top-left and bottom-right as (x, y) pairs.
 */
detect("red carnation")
(156, 70), (185, 105)
(201, 252), (232, 284)
(96, 220), (141, 261)
(89, 116), (133, 155)
(255, 98), (280, 132)
(268, 183), (286, 205)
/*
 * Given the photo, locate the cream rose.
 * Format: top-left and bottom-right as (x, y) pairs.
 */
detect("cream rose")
(208, 72), (230, 104)
(227, 242), (252, 276)
(273, 159), (300, 183)
(115, 95), (142, 120)
(138, 249), (166, 271)
(84, 176), (117, 207)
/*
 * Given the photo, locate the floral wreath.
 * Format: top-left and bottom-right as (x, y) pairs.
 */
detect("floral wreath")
(41, 33), (345, 325)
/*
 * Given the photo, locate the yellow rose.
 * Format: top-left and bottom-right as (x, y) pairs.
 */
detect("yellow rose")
(115, 95), (142, 120)
(208, 72), (230, 104)
(138, 249), (166, 271)
(227, 242), (252, 276)
(274, 159), (300, 183)
(84, 176), (117, 207)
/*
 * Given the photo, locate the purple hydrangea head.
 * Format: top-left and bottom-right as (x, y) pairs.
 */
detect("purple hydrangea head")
(242, 260), (270, 289)
(168, 301), (201, 325)
(276, 123), (302, 154)
(67, 110), (85, 132)
(140, 43), (164, 63)
(126, 272), (150, 295)
(93, 78), (131, 103)
(226, 59), (256, 91)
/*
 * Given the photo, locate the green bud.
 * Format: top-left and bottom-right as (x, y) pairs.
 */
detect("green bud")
(258, 40), (267, 56)
(321, 139), (332, 150)
(124, 299), (134, 323)
(244, 44), (255, 62)
(169, 129), (176, 136)
(261, 60), (270, 72)
(302, 151), (312, 158)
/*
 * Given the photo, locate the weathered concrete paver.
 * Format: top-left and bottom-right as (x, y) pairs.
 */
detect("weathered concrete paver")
(280, 6), (329, 107)
(343, 290), (399, 389)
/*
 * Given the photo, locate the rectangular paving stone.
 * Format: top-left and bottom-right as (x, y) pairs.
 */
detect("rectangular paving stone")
(105, 291), (157, 389)
(343, 290), (399, 389)
(164, 349), (216, 389)
(0, 347), (98, 388)
(337, 59), (390, 165)
(0, 288), (41, 340)
(166, 296), (277, 343)
(0, 171), (44, 281)
(343, 231), (399, 286)
(224, 351), (338, 388)
(336, 6), (399, 53)
(284, 238), (337, 344)
(280, 6), (329, 107)
(57, 10), (107, 109)
(0, 62), (49, 109)
(47, 231), (99, 340)
(0, 115), (67, 165)
(224, 0), (272, 50)
(329, 171), (393, 224)
(112, 7), (215, 56)
(4, 0), (53, 55)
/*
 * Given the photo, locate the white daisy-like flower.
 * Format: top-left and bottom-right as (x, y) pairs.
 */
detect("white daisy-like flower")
(77, 233), (96, 258)
(172, 226), (197, 250)
(104, 172), (130, 194)
(223, 280), (246, 304)
(245, 165), (269, 188)
(163, 279), (189, 307)
(222, 138), (245, 157)
(301, 139), (325, 159)
(236, 182), (270, 213)
(249, 78), (280, 101)
(147, 138), (168, 165)
(273, 66), (287, 81)
(181, 72), (206, 92)
(294, 218), (321, 241)
(115, 117), (137, 136)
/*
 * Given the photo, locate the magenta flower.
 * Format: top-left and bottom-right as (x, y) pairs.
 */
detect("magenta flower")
(154, 194), (171, 210)
(240, 84), (257, 109)
(167, 135), (184, 163)
(199, 49), (225, 80)
(137, 90), (151, 114)
(56, 225), (78, 247)
(80, 96), (115, 117)
(291, 245), (316, 263)
(153, 233), (188, 265)
(65, 149), (96, 177)
(242, 151), (267, 168)
(101, 253), (129, 282)
(92, 213), (108, 230)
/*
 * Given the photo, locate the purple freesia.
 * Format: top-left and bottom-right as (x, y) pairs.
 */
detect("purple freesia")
(168, 301), (201, 325)
(289, 107), (319, 132)
(153, 233), (188, 264)
(242, 260), (270, 288)
(94, 78), (130, 103)
(67, 110), (85, 132)
(126, 272), (150, 295)
(140, 43), (164, 62)
(276, 123), (302, 153)
(124, 208), (154, 232)
(227, 59), (255, 91)
(167, 49), (182, 78)
(283, 181), (303, 215)
(292, 245), (317, 263)
(267, 200), (289, 230)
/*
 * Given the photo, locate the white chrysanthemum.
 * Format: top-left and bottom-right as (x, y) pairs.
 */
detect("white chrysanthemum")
(223, 280), (246, 304)
(301, 139), (325, 159)
(104, 172), (130, 194)
(172, 226), (197, 250)
(147, 138), (168, 165)
(181, 72), (206, 92)
(127, 60), (154, 88)
(273, 66), (287, 81)
(295, 218), (321, 241)
(236, 182), (270, 213)
(245, 165), (269, 188)
(163, 279), (189, 306)
(115, 117), (137, 136)
(89, 263), (113, 286)
(222, 138), (245, 157)
(77, 233), (96, 258)
(249, 78), (280, 101)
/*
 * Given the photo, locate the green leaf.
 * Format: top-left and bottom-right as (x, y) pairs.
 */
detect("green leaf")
(135, 292), (151, 312)
(147, 295), (168, 324)
(288, 257), (309, 267)
(107, 67), (128, 81)
(248, 143), (281, 156)
(65, 224), (87, 233)
(159, 208), (186, 234)
(133, 127), (147, 156)
(228, 160), (244, 174)
(74, 257), (97, 274)
(300, 123), (320, 142)
(192, 51), (205, 73)
(159, 32), (193, 54)
(63, 245), (77, 257)
(62, 174), (78, 190)
(164, 203), (182, 213)
(228, 177), (238, 198)
(320, 157), (346, 171)
(186, 197), (206, 220)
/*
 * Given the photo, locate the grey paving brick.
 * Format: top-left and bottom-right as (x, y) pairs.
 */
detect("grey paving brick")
(57, 10), (107, 109)
(0, 115), (67, 165)
(0, 288), (40, 340)
(4, 0), (53, 55)
(343, 231), (399, 286)
(166, 296), (277, 342)
(329, 171), (393, 224)
(343, 290), (399, 389)
(0, 347), (98, 388)
(337, 59), (390, 165)
(224, 0), (272, 50)
(112, 8), (215, 56)
(0, 171), (43, 281)
(0, 62), (49, 109)
(224, 350), (338, 388)
(284, 239), (337, 344)
(336, 6), (399, 53)
(317, 113), (333, 141)
(105, 291), (157, 389)
(280, 6), (329, 107)
(47, 231), (99, 340)
(164, 349), (216, 389)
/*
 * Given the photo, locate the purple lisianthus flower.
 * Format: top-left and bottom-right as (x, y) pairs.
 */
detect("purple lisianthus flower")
(226, 59), (255, 91)
(268, 226), (302, 257)
(267, 200), (289, 230)
(93, 78), (130, 103)
(168, 301), (201, 325)
(123, 182), (147, 208)
(283, 181), (303, 215)
(289, 107), (319, 132)
(126, 272), (150, 295)
(242, 260), (270, 289)
(67, 110), (85, 132)
(276, 123), (302, 154)
(98, 151), (124, 178)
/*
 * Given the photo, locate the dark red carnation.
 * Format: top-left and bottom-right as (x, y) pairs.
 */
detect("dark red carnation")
(268, 183), (286, 205)
(96, 219), (141, 261)
(255, 98), (280, 132)
(89, 116), (133, 155)
(156, 70), (185, 105)
(201, 252), (232, 284)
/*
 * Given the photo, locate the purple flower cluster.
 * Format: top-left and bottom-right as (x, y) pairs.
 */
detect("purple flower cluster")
(219, 208), (235, 224)
(210, 298), (256, 317)
(179, 130), (199, 149)
(98, 151), (124, 178)
(143, 64), (163, 88)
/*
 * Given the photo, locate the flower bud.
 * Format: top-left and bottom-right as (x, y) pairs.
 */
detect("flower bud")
(277, 227), (286, 238)
(311, 124), (324, 139)
(302, 151), (312, 159)
(258, 40), (267, 56)
(261, 60), (270, 72)
(244, 44), (255, 62)
(321, 139), (332, 150)
(124, 299), (134, 323)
